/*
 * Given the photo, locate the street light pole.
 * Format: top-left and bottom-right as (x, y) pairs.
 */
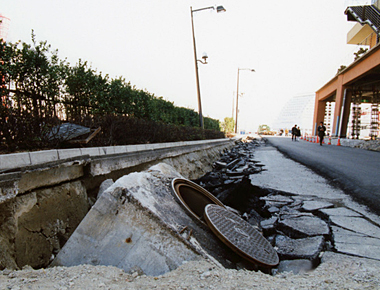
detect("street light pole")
(190, 5), (226, 129)
(190, 6), (204, 129)
(235, 68), (255, 134)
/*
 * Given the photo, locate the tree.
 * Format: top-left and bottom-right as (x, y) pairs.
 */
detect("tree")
(221, 117), (234, 133)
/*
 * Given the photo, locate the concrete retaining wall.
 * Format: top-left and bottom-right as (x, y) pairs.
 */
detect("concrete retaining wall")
(0, 139), (232, 172)
(0, 138), (234, 204)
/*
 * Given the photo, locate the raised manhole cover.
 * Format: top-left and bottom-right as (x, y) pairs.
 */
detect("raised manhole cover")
(171, 178), (225, 224)
(204, 204), (279, 267)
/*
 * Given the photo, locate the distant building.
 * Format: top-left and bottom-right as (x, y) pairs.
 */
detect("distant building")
(272, 94), (315, 135)
(314, 1), (380, 139)
(0, 14), (10, 41)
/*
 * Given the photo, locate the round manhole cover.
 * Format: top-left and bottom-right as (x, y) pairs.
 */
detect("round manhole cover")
(204, 204), (279, 267)
(171, 178), (225, 224)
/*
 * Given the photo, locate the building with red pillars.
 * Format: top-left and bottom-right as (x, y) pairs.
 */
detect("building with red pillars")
(313, 1), (380, 139)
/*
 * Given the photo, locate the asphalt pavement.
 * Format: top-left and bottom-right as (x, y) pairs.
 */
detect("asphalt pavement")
(263, 136), (380, 215)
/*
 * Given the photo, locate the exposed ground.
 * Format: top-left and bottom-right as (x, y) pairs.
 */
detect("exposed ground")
(1, 252), (380, 289)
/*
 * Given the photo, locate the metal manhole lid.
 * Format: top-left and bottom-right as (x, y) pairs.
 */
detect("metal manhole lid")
(204, 204), (279, 267)
(171, 178), (225, 224)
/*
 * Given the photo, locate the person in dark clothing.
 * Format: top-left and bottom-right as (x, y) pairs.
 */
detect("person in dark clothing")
(317, 122), (326, 146)
(291, 124), (298, 141)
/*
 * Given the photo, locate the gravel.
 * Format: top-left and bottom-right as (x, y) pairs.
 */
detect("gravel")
(1, 252), (380, 289)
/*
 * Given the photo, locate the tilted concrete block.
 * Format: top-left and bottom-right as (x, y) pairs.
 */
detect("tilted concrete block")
(52, 163), (241, 275)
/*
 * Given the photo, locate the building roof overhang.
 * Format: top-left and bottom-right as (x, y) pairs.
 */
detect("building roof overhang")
(316, 42), (380, 97)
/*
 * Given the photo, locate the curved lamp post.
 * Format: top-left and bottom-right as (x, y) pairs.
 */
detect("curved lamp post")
(235, 68), (255, 134)
(190, 5), (226, 129)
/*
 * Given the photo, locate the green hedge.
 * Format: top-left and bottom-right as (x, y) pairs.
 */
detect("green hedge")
(0, 34), (224, 153)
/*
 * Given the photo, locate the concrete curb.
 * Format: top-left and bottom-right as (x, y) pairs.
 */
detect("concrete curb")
(0, 139), (232, 172)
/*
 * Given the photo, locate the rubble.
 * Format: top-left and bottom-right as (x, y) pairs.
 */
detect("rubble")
(192, 138), (380, 273)
(7, 137), (380, 277)
(275, 235), (324, 260)
(51, 163), (262, 275)
(331, 226), (380, 260)
(277, 215), (330, 238)
(276, 259), (313, 274)
(301, 200), (334, 212)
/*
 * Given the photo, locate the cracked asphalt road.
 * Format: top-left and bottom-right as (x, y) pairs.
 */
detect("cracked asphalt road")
(262, 136), (380, 215)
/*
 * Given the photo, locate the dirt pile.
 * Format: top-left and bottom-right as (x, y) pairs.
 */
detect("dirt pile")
(1, 252), (380, 289)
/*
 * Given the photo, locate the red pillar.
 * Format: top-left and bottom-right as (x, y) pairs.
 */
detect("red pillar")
(331, 75), (345, 137)
(313, 92), (326, 135)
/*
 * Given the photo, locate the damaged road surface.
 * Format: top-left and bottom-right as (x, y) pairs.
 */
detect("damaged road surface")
(51, 163), (263, 276)
(193, 138), (380, 274)
(52, 138), (380, 276)
(250, 139), (380, 272)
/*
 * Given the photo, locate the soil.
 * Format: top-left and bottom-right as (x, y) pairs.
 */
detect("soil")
(1, 252), (380, 289)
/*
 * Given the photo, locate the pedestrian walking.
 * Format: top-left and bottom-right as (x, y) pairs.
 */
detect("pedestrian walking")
(291, 124), (298, 141)
(317, 122), (326, 146)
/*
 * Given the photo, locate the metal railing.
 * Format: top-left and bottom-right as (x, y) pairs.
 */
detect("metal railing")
(347, 5), (380, 34)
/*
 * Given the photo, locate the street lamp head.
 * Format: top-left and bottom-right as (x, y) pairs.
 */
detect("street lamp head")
(216, 5), (226, 13)
(191, 5), (226, 13)
(202, 52), (208, 62)
(238, 68), (255, 72)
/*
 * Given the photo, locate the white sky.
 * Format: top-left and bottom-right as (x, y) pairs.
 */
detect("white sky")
(1, 0), (371, 132)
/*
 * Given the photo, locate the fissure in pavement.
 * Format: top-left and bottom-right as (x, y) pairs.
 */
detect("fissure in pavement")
(193, 138), (380, 274)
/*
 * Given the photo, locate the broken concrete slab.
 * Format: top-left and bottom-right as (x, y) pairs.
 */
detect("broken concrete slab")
(277, 215), (330, 238)
(260, 195), (294, 204)
(277, 259), (313, 274)
(97, 179), (114, 199)
(302, 200), (334, 212)
(261, 217), (278, 235)
(275, 235), (324, 260)
(319, 207), (362, 217)
(288, 200), (303, 209)
(249, 146), (348, 201)
(51, 163), (245, 276)
(267, 206), (280, 214)
(261, 195), (295, 212)
(213, 161), (227, 169)
(329, 216), (380, 239)
(332, 226), (380, 260)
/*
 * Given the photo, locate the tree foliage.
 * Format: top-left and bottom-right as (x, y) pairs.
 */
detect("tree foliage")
(0, 34), (223, 152)
(221, 117), (234, 133)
